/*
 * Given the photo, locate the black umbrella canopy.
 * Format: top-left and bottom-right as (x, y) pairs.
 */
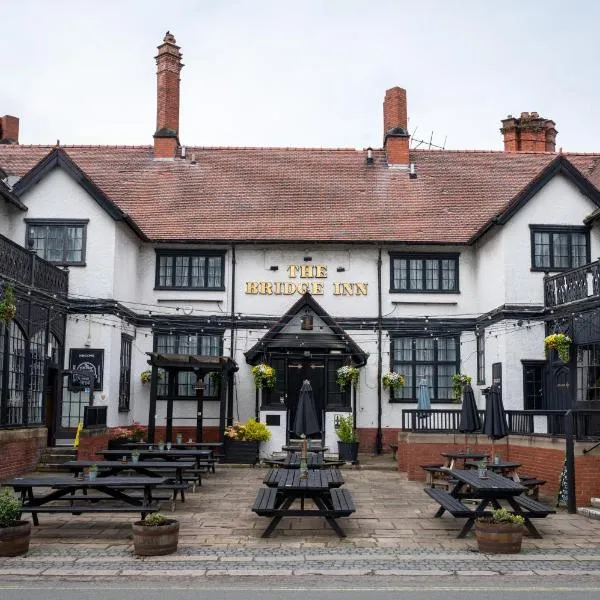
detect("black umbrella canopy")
(293, 380), (321, 438)
(458, 384), (482, 433)
(483, 384), (508, 441)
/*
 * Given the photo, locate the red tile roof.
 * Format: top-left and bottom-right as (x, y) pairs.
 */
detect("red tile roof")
(1, 145), (599, 243)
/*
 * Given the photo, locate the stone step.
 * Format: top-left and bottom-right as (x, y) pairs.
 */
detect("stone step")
(577, 506), (600, 520)
(590, 497), (600, 508)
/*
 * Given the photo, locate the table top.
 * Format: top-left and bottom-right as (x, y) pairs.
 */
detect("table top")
(124, 442), (223, 449)
(7, 476), (167, 489)
(465, 459), (521, 471)
(440, 450), (489, 460)
(282, 445), (328, 453)
(265, 468), (343, 491)
(98, 449), (212, 458)
(448, 469), (526, 493)
(63, 460), (195, 470)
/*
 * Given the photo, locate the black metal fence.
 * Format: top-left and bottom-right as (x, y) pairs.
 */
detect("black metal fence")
(401, 408), (600, 441)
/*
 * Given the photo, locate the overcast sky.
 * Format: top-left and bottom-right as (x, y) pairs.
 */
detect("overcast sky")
(1, 0), (598, 152)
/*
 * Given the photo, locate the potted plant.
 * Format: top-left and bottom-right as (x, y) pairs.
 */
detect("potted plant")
(223, 418), (272, 464)
(335, 413), (359, 463)
(251, 363), (276, 389)
(0, 488), (30, 557)
(475, 507), (525, 554)
(0, 285), (17, 324)
(382, 370), (405, 390)
(87, 464), (98, 481)
(131, 450), (141, 464)
(140, 369), (163, 384)
(452, 373), (472, 403)
(132, 512), (179, 556)
(336, 366), (359, 391)
(176, 432), (184, 445)
(544, 333), (572, 363)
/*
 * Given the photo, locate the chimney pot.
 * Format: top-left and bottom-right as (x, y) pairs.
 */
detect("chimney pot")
(0, 115), (19, 144)
(501, 111), (557, 153)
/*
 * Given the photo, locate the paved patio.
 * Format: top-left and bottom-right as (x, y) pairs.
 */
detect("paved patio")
(12, 455), (600, 552)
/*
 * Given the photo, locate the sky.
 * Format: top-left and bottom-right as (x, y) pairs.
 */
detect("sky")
(1, 0), (599, 152)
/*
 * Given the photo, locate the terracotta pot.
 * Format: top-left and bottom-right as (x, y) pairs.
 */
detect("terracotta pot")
(132, 519), (179, 556)
(0, 521), (31, 557)
(475, 520), (523, 554)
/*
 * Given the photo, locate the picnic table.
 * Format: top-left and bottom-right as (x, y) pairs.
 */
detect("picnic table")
(424, 468), (555, 538)
(6, 475), (166, 525)
(63, 460), (195, 508)
(422, 450), (490, 489)
(252, 467), (354, 538)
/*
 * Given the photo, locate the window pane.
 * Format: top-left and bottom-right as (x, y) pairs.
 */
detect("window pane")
(441, 259), (456, 291)
(393, 259), (408, 290)
(207, 256), (221, 287)
(190, 256), (204, 287)
(46, 226), (64, 262)
(415, 338), (433, 362)
(437, 364), (455, 400)
(65, 227), (83, 262)
(158, 256), (173, 287)
(393, 338), (412, 362)
(425, 260), (438, 290)
(572, 233), (587, 267)
(174, 256), (189, 287)
(409, 260), (423, 290)
(552, 233), (570, 268)
(200, 335), (220, 356)
(534, 232), (550, 268)
(437, 337), (457, 362)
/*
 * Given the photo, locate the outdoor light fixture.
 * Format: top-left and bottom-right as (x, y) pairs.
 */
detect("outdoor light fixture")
(269, 265), (279, 271)
(366, 147), (374, 164)
(336, 266), (346, 272)
(303, 256), (312, 262)
(300, 310), (313, 331)
(194, 378), (205, 391)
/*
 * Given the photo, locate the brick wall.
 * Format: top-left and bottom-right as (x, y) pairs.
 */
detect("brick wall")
(357, 428), (400, 454)
(397, 431), (600, 507)
(0, 427), (46, 479)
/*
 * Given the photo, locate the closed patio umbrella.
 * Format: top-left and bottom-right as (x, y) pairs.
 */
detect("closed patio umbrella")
(416, 379), (431, 419)
(458, 383), (482, 449)
(292, 380), (321, 438)
(483, 383), (508, 457)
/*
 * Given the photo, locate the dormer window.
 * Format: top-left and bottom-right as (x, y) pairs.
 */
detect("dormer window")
(25, 219), (88, 266)
(530, 225), (589, 271)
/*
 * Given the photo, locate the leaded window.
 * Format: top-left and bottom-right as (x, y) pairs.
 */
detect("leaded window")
(476, 331), (485, 385)
(390, 336), (459, 402)
(118, 335), (132, 412)
(390, 253), (459, 293)
(7, 323), (26, 424)
(27, 330), (46, 424)
(26, 220), (87, 265)
(530, 225), (589, 271)
(155, 250), (225, 290)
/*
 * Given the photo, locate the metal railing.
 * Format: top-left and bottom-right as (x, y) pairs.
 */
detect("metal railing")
(544, 260), (600, 308)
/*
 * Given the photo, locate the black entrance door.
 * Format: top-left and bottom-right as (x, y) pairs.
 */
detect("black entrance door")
(287, 359), (325, 438)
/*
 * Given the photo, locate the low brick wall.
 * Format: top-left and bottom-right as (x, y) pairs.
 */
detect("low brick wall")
(0, 427), (47, 479)
(355, 428), (400, 454)
(397, 431), (600, 507)
(76, 428), (111, 460)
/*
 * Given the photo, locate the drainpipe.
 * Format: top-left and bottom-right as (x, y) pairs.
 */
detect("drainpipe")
(227, 244), (236, 426)
(376, 246), (383, 454)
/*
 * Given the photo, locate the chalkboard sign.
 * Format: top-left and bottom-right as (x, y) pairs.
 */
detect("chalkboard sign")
(69, 349), (104, 391)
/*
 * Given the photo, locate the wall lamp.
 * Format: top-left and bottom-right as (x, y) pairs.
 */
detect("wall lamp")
(269, 265), (279, 271)
(336, 266), (346, 272)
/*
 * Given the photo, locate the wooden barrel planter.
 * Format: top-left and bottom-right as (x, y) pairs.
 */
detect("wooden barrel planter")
(132, 519), (179, 556)
(0, 521), (31, 557)
(475, 521), (523, 554)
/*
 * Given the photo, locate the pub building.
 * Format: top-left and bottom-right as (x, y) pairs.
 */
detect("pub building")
(2, 33), (600, 480)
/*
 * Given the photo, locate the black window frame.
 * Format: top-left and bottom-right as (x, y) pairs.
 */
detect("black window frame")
(118, 334), (133, 412)
(25, 219), (88, 266)
(476, 331), (485, 385)
(389, 335), (460, 403)
(529, 224), (590, 272)
(389, 252), (460, 293)
(522, 359), (546, 410)
(154, 249), (226, 290)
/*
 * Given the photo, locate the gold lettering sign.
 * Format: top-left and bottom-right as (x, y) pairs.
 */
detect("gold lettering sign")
(245, 264), (367, 296)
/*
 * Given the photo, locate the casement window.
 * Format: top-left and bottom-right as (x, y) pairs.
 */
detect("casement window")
(476, 332), (485, 385)
(390, 253), (459, 293)
(118, 335), (132, 412)
(390, 336), (459, 402)
(26, 220), (88, 265)
(530, 225), (589, 271)
(155, 332), (223, 398)
(155, 250), (225, 290)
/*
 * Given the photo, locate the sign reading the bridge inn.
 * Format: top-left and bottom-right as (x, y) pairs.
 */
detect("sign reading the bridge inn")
(245, 264), (368, 296)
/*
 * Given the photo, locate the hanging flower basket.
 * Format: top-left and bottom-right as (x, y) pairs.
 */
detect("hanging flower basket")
(251, 363), (276, 389)
(452, 373), (472, 403)
(336, 366), (359, 390)
(140, 369), (163, 384)
(382, 371), (405, 390)
(544, 333), (571, 363)
(0, 285), (17, 324)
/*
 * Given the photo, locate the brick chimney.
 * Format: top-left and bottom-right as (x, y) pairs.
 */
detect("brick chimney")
(0, 115), (19, 144)
(500, 112), (557, 152)
(383, 87), (410, 166)
(154, 32), (184, 159)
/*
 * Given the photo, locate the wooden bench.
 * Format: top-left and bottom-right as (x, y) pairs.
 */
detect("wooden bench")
(517, 474), (547, 499)
(424, 487), (474, 518)
(329, 488), (355, 516)
(20, 502), (160, 519)
(252, 487), (279, 515)
(421, 464), (455, 489)
(512, 494), (555, 517)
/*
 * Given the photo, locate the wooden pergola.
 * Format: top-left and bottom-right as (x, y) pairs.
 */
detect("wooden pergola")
(145, 352), (238, 443)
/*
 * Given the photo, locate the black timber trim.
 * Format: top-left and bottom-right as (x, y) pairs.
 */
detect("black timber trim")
(244, 292), (368, 366)
(476, 304), (546, 327)
(12, 148), (147, 241)
(0, 179), (26, 211)
(469, 155), (600, 244)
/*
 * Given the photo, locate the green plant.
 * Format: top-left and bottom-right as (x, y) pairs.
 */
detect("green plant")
(251, 363), (276, 389)
(382, 370), (405, 390)
(478, 507), (524, 526)
(141, 512), (170, 526)
(0, 488), (22, 527)
(335, 414), (359, 443)
(140, 369), (163, 384)
(88, 464), (98, 473)
(544, 333), (571, 363)
(0, 285), (16, 324)
(209, 371), (222, 390)
(224, 418), (272, 442)
(452, 373), (472, 403)
(336, 366), (359, 390)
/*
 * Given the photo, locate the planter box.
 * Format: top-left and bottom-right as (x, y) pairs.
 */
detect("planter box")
(223, 439), (259, 464)
(338, 441), (359, 463)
